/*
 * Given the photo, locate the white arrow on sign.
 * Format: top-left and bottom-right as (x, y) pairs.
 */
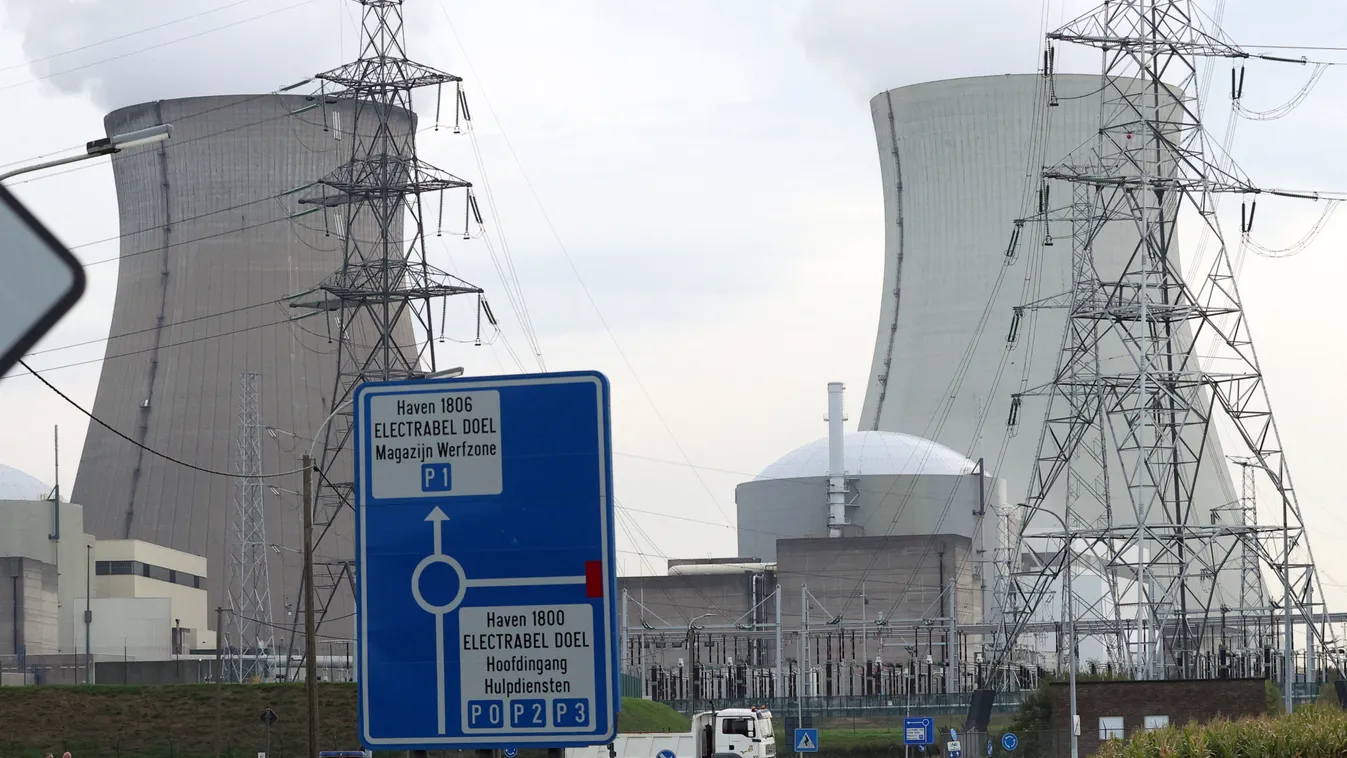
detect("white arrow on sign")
(410, 506), (591, 735)
(0, 185), (85, 378)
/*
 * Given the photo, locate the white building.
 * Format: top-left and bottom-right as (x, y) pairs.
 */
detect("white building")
(0, 464), (212, 666)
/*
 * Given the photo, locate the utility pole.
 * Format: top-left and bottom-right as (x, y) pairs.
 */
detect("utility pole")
(214, 605), (224, 758)
(302, 454), (318, 757)
(947, 579), (957, 694)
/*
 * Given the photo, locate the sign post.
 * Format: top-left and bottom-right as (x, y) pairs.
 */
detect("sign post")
(793, 728), (819, 753)
(903, 717), (935, 746)
(354, 371), (619, 752)
(0, 185), (85, 378)
(259, 708), (278, 758)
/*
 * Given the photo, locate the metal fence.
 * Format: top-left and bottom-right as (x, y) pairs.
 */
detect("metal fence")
(658, 691), (1034, 718)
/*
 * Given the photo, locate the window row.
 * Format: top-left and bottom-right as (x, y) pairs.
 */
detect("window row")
(1099, 715), (1169, 740)
(95, 560), (203, 589)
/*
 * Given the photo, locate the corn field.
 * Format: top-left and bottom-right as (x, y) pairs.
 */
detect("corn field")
(1096, 705), (1347, 758)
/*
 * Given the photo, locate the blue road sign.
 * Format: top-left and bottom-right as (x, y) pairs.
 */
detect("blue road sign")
(793, 728), (819, 753)
(903, 717), (935, 746)
(504, 750), (518, 757)
(354, 371), (619, 751)
(1002, 733), (1019, 751)
(656, 751), (677, 758)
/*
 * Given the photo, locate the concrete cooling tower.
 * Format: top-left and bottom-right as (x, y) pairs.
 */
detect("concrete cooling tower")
(71, 94), (418, 645)
(856, 75), (1246, 618)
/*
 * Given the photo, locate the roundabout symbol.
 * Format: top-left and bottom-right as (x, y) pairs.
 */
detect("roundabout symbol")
(409, 505), (591, 736)
(411, 508), (467, 615)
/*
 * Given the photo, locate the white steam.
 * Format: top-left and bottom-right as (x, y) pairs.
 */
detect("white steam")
(793, 0), (1095, 101)
(2, 0), (349, 111)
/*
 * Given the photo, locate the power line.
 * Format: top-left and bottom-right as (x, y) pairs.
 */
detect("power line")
(16, 359), (304, 479)
(437, 2), (738, 532)
(0, 0), (321, 96)
(0, 0), (269, 78)
(24, 297), (281, 358)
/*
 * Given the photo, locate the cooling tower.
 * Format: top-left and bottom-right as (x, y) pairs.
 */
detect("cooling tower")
(71, 94), (418, 644)
(857, 75), (1245, 613)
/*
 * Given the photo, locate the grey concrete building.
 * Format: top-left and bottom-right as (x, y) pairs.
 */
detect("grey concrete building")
(71, 94), (417, 643)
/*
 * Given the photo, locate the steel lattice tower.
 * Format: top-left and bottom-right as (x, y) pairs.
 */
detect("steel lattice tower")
(228, 371), (274, 682)
(993, 0), (1338, 692)
(288, 0), (482, 665)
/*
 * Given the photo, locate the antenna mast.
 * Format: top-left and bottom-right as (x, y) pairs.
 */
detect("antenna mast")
(228, 371), (273, 682)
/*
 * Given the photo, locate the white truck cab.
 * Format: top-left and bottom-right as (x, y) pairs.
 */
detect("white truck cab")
(566, 707), (776, 758)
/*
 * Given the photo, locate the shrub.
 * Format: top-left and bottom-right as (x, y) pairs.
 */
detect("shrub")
(1095, 704), (1347, 758)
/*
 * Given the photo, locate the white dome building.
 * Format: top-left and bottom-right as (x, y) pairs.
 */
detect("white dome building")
(755, 430), (978, 481)
(736, 429), (1005, 562)
(0, 464), (51, 501)
(734, 386), (1010, 634)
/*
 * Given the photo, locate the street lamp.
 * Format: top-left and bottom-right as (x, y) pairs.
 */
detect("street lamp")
(687, 612), (720, 708)
(0, 124), (173, 183)
(1020, 502), (1079, 758)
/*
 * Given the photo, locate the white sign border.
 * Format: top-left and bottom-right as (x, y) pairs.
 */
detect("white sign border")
(355, 373), (615, 747)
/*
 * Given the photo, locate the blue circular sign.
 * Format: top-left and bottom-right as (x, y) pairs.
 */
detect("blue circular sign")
(1002, 733), (1019, 751)
(657, 751), (677, 758)
(504, 750), (518, 757)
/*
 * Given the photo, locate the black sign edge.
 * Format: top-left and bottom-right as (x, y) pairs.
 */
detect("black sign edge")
(0, 183), (87, 378)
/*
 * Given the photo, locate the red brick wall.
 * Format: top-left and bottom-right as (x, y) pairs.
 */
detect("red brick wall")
(1048, 679), (1266, 757)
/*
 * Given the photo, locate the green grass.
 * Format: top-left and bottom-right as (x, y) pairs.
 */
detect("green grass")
(617, 699), (690, 733)
(0, 685), (679, 758)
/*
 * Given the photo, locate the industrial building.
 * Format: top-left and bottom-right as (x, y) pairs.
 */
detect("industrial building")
(619, 383), (1013, 701)
(70, 94), (418, 648)
(0, 465), (213, 683)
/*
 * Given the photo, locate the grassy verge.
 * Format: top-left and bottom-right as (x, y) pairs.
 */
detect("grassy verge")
(617, 698), (689, 732)
(0, 685), (682, 758)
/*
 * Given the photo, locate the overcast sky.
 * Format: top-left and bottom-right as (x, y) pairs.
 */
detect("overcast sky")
(2, 0), (1347, 611)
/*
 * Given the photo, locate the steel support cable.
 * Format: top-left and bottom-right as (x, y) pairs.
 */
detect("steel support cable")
(0, 89), (307, 173)
(6, 81), (400, 194)
(615, 506), (732, 619)
(0, 0), (321, 96)
(437, 0), (739, 532)
(0, 0), (270, 80)
(1235, 62), (1331, 120)
(25, 297), (284, 359)
(17, 359), (305, 479)
(1243, 199), (1343, 258)
(5, 311), (313, 378)
(461, 100), (546, 371)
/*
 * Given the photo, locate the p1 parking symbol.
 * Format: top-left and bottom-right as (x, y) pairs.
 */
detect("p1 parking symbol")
(421, 463), (453, 492)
